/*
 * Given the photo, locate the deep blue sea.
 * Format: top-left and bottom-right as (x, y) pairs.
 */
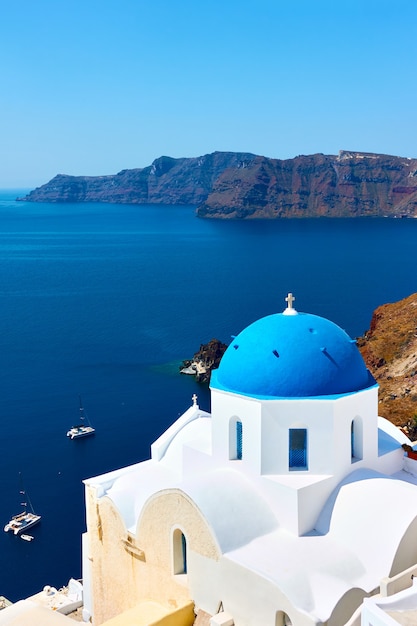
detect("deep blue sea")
(0, 189), (416, 602)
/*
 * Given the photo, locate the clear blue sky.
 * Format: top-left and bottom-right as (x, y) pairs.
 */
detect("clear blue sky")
(2, 0), (417, 188)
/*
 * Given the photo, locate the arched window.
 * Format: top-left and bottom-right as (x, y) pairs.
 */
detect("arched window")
(229, 417), (243, 460)
(351, 417), (363, 462)
(236, 420), (243, 460)
(276, 611), (293, 625)
(289, 428), (308, 470)
(173, 528), (187, 575)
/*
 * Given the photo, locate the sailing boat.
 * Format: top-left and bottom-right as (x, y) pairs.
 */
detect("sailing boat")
(4, 473), (41, 535)
(66, 396), (95, 439)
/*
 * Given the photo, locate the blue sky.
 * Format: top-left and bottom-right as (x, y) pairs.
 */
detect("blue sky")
(2, 0), (417, 188)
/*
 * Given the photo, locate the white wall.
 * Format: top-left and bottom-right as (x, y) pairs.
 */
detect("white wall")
(211, 388), (262, 473)
(189, 551), (319, 626)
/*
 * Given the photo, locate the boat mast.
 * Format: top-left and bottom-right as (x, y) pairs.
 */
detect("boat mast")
(79, 395), (85, 423)
(18, 472), (34, 514)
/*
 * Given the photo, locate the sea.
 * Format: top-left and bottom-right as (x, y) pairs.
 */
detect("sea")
(0, 189), (416, 602)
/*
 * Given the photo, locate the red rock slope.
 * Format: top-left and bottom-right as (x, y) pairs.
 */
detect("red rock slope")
(357, 292), (417, 430)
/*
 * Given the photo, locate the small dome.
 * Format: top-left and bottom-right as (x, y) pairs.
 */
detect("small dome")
(212, 311), (375, 398)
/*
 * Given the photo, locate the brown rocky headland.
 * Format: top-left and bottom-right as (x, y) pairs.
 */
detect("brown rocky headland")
(357, 292), (417, 433)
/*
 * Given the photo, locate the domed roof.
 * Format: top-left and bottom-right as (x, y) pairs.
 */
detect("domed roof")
(212, 296), (375, 398)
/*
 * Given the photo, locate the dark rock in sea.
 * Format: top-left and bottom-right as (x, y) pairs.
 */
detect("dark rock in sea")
(180, 338), (228, 383)
(18, 150), (417, 219)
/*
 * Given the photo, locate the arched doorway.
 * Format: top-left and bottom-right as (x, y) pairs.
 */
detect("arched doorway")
(275, 610), (293, 625)
(172, 528), (187, 574)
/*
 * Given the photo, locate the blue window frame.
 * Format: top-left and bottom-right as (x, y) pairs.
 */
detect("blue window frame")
(236, 421), (243, 460)
(289, 428), (307, 470)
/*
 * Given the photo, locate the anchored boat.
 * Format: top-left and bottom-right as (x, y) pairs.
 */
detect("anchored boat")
(4, 473), (41, 535)
(67, 396), (95, 439)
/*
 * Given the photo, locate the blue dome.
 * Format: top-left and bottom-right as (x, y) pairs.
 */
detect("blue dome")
(212, 311), (375, 398)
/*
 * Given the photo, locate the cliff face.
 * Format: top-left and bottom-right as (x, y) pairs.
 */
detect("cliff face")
(20, 152), (257, 206)
(198, 151), (417, 218)
(357, 292), (417, 429)
(20, 150), (417, 219)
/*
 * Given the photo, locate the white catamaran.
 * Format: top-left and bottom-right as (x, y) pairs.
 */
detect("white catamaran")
(67, 396), (95, 440)
(4, 473), (41, 536)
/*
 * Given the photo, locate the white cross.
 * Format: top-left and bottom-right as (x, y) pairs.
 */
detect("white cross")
(192, 394), (198, 406)
(285, 293), (295, 309)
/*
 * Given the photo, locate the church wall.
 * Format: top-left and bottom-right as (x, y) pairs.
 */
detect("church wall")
(332, 388), (379, 475)
(151, 405), (202, 462)
(297, 476), (339, 535)
(81, 532), (92, 622)
(187, 551), (224, 616)
(211, 387), (380, 481)
(85, 486), (142, 625)
(259, 476), (301, 534)
(374, 447), (404, 475)
(182, 440), (215, 477)
(326, 587), (369, 626)
(210, 388), (262, 473)
(190, 554), (322, 626)
(85, 485), (220, 625)
(137, 488), (220, 564)
(389, 517), (417, 578)
(260, 399), (334, 475)
(304, 401), (336, 474)
(259, 474), (334, 536)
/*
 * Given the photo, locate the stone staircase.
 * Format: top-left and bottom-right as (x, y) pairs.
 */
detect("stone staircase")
(194, 609), (212, 626)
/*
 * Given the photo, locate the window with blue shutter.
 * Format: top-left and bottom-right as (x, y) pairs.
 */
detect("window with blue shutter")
(289, 428), (307, 470)
(236, 420), (243, 460)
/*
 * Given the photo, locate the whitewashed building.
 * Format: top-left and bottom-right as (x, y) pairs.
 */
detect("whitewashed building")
(82, 294), (417, 626)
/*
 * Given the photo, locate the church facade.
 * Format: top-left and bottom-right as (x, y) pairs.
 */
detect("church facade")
(81, 295), (417, 625)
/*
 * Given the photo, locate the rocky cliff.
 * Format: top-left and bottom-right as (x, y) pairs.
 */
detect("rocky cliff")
(20, 150), (417, 219)
(358, 292), (417, 431)
(20, 152), (257, 206)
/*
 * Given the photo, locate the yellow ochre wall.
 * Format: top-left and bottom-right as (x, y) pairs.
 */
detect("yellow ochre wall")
(85, 485), (220, 625)
(100, 600), (196, 626)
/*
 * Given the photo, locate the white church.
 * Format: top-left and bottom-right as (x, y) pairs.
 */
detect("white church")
(80, 294), (417, 626)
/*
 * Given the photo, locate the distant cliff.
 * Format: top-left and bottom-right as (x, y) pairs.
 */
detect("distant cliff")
(19, 150), (417, 218)
(358, 292), (417, 430)
(19, 152), (257, 207)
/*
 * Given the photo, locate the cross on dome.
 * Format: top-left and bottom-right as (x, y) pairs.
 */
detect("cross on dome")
(283, 292), (298, 316)
(192, 393), (198, 407)
(286, 293), (295, 308)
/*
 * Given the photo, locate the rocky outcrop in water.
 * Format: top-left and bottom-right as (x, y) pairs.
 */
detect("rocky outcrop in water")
(180, 338), (228, 383)
(19, 150), (417, 219)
